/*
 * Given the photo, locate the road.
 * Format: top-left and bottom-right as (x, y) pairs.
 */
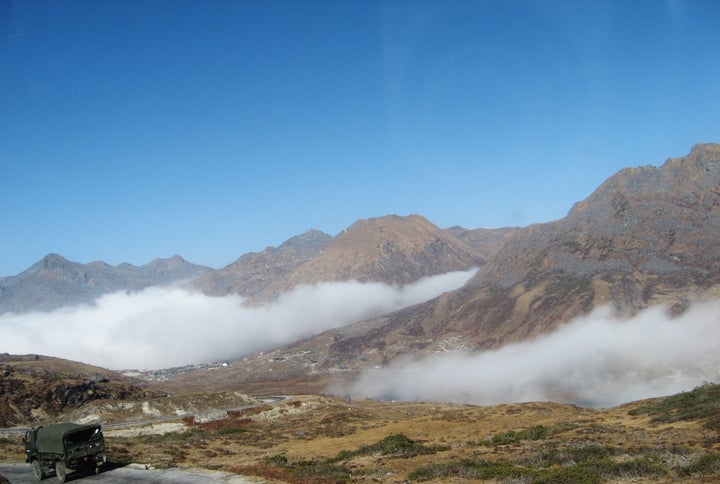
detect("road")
(0, 462), (258, 483)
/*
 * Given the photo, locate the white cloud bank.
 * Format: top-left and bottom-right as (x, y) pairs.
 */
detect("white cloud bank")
(337, 301), (720, 407)
(0, 269), (476, 370)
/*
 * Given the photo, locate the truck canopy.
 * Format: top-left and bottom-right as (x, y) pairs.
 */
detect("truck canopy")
(35, 423), (103, 455)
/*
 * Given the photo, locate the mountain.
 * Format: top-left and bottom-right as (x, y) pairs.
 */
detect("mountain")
(160, 143), (720, 392)
(262, 214), (488, 296)
(192, 214), (507, 303)
(346, 144), (720, 349)
(0, 255), (211, 314)
(327, 143), (720, 361)
(190, 229), (334, 298)
(1, 217), (515, 314)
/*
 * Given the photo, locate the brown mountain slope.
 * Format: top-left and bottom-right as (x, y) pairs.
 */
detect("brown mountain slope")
(161, 143), (720, 393)
(445, 225), (521, 261)
(266, 214), (485, 296)
(192, 216), (498, 303)
(326, 143), (720, 360)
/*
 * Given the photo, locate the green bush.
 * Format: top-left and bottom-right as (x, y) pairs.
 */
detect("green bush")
(518, 425), (549, 440)
(628, 382), (720, 429)
(535, 457), (667, 483)
(471, 424), (569, 447)
(263, 453), (288, 467)
(409, 458), (537, 481)
(329, 433), (448, 462)
(289, 459), (352, 482)
(682, 452), (720, 476)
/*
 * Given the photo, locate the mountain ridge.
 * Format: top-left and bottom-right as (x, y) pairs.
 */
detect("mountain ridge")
(158, 142), (720, 392)
(0, 255), (212, 314)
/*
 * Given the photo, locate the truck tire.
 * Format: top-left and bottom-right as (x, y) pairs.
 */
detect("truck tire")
(54, 461), (66, 483)
(31, 460), (44, 480)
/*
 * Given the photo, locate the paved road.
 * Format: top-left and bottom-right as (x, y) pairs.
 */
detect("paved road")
(0, 462), (257, 483)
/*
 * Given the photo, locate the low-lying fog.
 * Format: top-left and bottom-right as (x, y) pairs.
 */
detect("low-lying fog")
(0, 269), (476, 370)
(335, 300), (720, 407)
(2, 268), (718, 407)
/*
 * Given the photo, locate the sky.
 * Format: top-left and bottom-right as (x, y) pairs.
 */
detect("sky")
(2, 0), (720, 277)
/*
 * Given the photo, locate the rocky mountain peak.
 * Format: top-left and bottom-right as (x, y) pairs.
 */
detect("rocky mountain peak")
(568, 142), (720, 219)
(32, 253), (72, 272)
(273, 214), (484, 289)
(278, 229), (332, 251)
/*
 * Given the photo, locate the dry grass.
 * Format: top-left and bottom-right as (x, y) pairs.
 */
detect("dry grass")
(3, 389), (720, 482)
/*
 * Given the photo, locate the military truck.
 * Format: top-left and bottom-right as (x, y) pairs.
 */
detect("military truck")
(24, 423), (107, 482)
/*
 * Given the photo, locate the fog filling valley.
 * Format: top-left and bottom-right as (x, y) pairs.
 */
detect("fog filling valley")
(0, 269), (476, 370)
(337, 300), (720, 407)
(2, 268), (719, 407)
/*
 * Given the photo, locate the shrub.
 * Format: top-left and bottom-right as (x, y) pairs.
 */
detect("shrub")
(329, 433), (448, 462)
(289, 459), (352, 482)
(409, 458), (536, 481)
(535, 457), (667, 483)
(682, 452), (720, 476)
(628, 382), (720, 430)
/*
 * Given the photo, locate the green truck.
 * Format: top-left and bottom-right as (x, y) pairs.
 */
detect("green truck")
(23, 423), (107, 482)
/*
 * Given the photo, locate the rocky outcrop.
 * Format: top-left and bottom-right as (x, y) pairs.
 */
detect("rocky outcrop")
(0, 354), (159, 426)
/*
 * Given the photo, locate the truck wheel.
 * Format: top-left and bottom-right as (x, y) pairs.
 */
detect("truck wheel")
(54, 461), (67, 483)
(31, 460), (44, 480)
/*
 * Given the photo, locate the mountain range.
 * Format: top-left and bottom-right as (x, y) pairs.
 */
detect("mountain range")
(0, 254), (211, 314)
(1, 217), (517, 313)
(156, 143), (720, 393)
(2, 143), (719, 395)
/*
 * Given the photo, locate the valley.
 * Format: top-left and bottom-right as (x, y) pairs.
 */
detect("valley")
(2, 144), (720, 482)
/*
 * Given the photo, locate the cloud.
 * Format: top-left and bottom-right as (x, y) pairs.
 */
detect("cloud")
(0, 269), (477, 370)
(336, 301), (720, 407)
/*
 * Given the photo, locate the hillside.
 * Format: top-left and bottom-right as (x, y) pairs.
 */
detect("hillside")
(160, 143), (720, 394)
(2, 384), (720, 483)
(0, 354), (162, 427)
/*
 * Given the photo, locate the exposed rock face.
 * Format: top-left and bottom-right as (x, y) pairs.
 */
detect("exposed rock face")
(372, 143), (720, 354)
(0, 354), (158, 426)
(429, 144), (718, 343)
(0, 255), (210, 314)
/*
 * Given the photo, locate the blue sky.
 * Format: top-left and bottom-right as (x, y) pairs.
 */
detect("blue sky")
(1, 0), (719, 277)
